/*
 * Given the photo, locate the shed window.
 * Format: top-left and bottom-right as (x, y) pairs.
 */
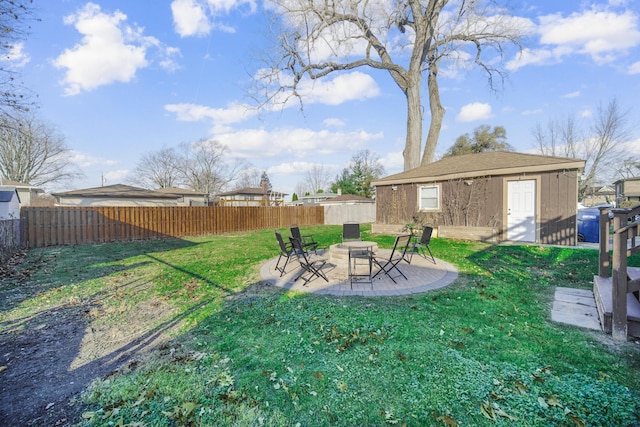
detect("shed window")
(419, 185), (440, 210)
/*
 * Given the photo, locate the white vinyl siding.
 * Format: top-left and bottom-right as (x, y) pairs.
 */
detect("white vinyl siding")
(419, 185), (440, 210)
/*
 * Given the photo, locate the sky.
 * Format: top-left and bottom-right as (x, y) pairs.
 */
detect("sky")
(8, 0), (640, 198)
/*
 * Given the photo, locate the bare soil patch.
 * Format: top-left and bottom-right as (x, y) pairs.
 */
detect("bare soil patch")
(0, 251), (182, 426)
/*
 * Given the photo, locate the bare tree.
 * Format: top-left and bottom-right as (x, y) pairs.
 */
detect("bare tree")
(302, 164), (332, 194)
(179, 139), (245, 196)
(0, 112), (82, 188)
(0, 0), (37, 114)
(533, 99), (631, 200)
(258, 0), (526, 170)
(615, 157), (640, 180)
(128, 147), (181, 189)
(234, 167), (261, 189)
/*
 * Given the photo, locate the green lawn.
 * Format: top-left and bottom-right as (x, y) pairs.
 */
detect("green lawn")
(3, 225), (640, 426)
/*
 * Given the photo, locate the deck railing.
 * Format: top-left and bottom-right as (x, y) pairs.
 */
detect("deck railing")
(598, 203), (640, 339)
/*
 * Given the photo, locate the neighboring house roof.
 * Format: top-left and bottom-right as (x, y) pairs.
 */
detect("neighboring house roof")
(320, 194), (374, 204)
(614, 176), (640, 184)
(373, 151), (585, 185)
(156, 187), (208, 196)
(0, 178), (44, 193)
(52, 184), (180, 199)
(216, 187), (287, 197)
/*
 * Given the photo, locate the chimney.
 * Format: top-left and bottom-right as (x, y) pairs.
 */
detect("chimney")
(337, 188), (342, 196)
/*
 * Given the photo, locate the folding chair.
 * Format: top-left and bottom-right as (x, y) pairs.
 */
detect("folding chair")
(274, 230), (295, 276)
(372, 234), (412, 283)
(406, 226), (436, 264)
(290, 225), (319, 254)
(289, 237), (328, 285)
(341, 222), (361, 242)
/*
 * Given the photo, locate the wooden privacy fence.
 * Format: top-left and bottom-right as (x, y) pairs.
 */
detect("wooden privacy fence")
(0, 219), (23, 263)
(21, 206), (324, 249)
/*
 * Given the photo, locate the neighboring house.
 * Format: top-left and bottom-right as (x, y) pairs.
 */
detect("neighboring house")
(215, 187), (286, 206)
(319, 194), (376, 224)
(52, 184), (181, 207)
(582, 185), (615, 207)
(0, 188), (20, 219)
(614, 176), (640, 206)
(372, 151), (585, 246)
(156, 187), (209, 206)
(0, 178), (44, 206)
(293, 192), (339, 206)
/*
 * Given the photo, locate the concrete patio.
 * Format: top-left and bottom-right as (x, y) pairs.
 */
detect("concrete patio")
(260, 248), (459, 296)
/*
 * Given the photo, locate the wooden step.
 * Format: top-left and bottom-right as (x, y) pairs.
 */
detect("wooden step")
(593, 275), (640, 336)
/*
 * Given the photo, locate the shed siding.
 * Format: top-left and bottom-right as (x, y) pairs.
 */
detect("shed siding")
(538, 170), (578, 245)
(375, 169), (579, 246)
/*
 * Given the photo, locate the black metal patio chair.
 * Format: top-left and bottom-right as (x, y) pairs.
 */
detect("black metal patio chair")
(289, 237), (328, 285)
(372, 234), (412, 283)
(341, 222), (361, 242)
(290, 225), (319, 254)
(405, 225), (436, 264)
(274, 230), (295, 276)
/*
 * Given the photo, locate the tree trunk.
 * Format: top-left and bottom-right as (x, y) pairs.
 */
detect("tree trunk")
(403, 80), (423, 171)
(421, 65), (445, 165)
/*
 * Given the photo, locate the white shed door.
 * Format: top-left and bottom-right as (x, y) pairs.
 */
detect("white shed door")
(507, 180), (536, 242)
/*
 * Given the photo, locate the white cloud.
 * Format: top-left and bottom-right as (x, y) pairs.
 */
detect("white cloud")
(578, 108), (593, 119)
(171, 0), (256, 36)
(324, 118), (345, 128)
(103, 169), (130, 183)
(214, 127), (384, 160)
(171, 0), (211, 37)
(456, 102), (493, 122)
(521, 109), (543, 116)
(53, 3), (179, 95)
(165, 102), (256, 133)
(628, 61), (640, 74)
(562, 91), (581, 98)
(69, 151), (119, 168)
(299, 72), (380, 105)
(1, 42), (30, 68)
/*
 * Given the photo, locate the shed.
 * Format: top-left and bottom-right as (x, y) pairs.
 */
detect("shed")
(52, 184), (181, 207)
(0, 188), (21, 219)
(372, 151), (585, 246)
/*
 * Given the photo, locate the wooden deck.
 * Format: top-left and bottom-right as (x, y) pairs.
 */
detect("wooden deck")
(594, 269), (640, 337)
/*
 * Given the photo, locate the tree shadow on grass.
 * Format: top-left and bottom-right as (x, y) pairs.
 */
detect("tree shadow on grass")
(0, 238), (199, 314)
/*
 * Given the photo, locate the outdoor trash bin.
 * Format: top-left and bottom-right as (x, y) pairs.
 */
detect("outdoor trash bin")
(577, 208), (600, 243)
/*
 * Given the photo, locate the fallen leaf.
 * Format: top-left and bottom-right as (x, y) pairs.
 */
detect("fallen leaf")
(538, 397), (549, 409)
(568, 413), (586, 427)
(480, 402), (495, 420)
(437, 415), (458, 426)
(547, 395), (563, 407)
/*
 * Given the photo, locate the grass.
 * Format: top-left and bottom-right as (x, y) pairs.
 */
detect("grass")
(2, 225), (640, 426)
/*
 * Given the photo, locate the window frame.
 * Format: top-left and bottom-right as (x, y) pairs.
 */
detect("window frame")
(418, 184), (441, 211)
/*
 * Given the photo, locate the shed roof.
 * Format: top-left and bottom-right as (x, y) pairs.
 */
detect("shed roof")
(52, 184), (180, 199)
(373, 151), (585, 186)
